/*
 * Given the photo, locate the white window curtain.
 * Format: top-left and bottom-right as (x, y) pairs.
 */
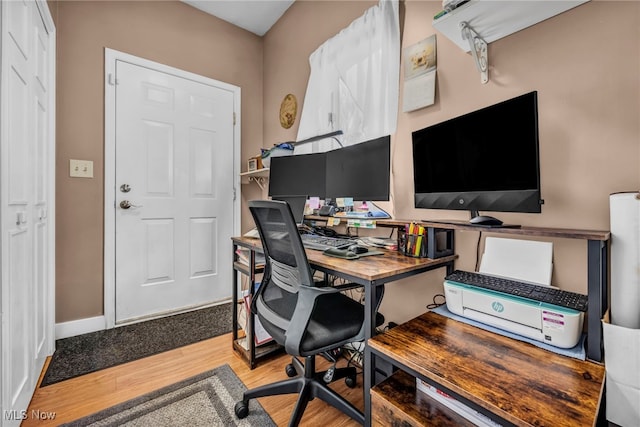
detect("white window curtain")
(296, 0), (400, 154)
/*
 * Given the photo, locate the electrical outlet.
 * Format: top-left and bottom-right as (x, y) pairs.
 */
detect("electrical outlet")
(69, 159), (93, 178)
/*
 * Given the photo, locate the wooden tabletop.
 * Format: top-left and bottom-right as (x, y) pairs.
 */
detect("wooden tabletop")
(306, 248), (456, 283)
(368, 311), (605, 427)
(305, 216), (610, 241)
(232, 236), (456, 283)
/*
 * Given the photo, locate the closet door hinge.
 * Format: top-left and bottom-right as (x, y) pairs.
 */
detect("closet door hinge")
(108, 73), (118, 86)
(233, 112), (236, 126)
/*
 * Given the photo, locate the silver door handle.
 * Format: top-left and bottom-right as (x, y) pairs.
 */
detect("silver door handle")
(120, 200), (143, 209)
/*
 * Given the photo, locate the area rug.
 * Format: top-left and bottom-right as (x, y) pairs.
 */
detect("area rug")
(41, 303), (232, 387)
(61, 364), (275, 427)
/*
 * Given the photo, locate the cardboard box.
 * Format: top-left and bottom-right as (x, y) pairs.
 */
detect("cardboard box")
(603, 311), (640, 426)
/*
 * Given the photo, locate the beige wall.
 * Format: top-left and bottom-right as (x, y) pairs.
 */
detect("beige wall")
(53, 1), (264, 322)
(263, 0), (640, 325)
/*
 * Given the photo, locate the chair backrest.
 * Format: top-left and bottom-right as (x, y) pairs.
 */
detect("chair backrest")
(248, 200), (315, 346)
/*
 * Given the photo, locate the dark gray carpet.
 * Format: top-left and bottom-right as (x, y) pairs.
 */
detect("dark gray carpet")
(60, 364), (275, 427)
(41, 303), (232, 387)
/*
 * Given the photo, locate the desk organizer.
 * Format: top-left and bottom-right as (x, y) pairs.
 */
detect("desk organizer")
(399, 224), (428, 258)
(398, 224), (455, 259)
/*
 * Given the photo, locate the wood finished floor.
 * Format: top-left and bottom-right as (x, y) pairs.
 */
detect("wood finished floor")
(25, 332), (363, 426)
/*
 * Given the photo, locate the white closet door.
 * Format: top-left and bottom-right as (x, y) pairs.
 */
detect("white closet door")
(0, 0), (55, 423)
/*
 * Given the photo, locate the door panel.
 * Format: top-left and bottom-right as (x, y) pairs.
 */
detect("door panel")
(114, 60), (235, 323)
(4, 0), (33, 415)
(1, 0), (54, 422)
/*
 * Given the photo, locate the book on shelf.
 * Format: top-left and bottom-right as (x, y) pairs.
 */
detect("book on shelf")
(235, 248), (265, 268)
(240, 289), (273, 346)
(416, 378), (502, 427)
(236, 336), (250, 351)
(237, 300), (247, 332)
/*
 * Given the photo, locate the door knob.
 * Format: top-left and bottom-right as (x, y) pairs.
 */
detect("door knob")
(120, 200), (142, 209)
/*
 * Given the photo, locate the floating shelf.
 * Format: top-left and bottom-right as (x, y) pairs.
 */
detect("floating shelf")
(240, 168), (269, 190)
(433, 0), (589, 83)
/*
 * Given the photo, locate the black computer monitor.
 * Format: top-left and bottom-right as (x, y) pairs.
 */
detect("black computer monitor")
(268, 153), (326, 198)
(411, 91), (542, 226)
(272, 195), (307, 225)
(325, 135), (391, 201)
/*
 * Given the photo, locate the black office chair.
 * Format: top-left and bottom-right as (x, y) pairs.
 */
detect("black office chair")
(234, 200), (371, 426)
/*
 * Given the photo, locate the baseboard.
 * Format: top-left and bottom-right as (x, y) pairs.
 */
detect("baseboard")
(55, 315), (106, 339)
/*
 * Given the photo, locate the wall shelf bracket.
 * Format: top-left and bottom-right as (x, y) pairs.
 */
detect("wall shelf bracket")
(460, 21), (488, 84)
(248, 176), (267, 190)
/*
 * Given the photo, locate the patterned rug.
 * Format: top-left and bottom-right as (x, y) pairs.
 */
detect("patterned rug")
(60, 364), (275, 427)
(41, 303), (233, 387)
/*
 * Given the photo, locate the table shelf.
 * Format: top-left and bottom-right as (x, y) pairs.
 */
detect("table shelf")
(371, 370), (475, 426)
(368, 311), (605, 427)
(231, 237), (275, 369)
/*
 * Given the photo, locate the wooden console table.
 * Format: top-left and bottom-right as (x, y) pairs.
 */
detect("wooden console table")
(368, 311), (605, 426)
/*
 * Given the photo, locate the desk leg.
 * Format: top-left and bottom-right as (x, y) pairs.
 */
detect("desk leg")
(587, 239), (608, 362)
(232, 242), (238, 345)
(363, 283), (384, 427)
(364, 345), (374, 427)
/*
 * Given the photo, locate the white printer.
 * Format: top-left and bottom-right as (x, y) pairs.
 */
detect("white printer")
(444, 238), (584, 349)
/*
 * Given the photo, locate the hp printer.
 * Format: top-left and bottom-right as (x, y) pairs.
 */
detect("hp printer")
(444, 276), (584, 349)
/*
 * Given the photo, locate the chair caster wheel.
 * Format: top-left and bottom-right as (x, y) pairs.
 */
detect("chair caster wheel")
(234, 400), (249, 419)
(285, 363), (297, 377)
(345, 375), (357, 388)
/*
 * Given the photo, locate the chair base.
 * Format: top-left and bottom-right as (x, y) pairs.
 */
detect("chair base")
(235, 355), (364, 427)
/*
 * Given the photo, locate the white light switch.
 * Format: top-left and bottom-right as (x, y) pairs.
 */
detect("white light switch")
(69, 159), (94, 178)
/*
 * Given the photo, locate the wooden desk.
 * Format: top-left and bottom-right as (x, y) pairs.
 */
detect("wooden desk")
(368, 311), (605, 427)
(231, 236), (457, 364)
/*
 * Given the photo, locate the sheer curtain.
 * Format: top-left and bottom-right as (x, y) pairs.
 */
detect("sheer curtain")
(296, 0), (400, 154)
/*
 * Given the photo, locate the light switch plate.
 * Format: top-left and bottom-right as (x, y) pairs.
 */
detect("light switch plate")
(69, 159), (93, 178)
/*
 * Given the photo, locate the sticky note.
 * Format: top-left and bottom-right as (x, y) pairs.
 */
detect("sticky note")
(308, 197), (320, 210)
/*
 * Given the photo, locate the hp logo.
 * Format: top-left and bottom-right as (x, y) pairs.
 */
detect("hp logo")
(491, 301), (504, 313)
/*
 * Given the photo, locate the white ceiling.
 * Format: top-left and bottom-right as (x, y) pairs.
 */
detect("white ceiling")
(181, 0), (295, 36)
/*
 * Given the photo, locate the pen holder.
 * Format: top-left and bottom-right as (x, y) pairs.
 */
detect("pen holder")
(399, 228), (428, 258)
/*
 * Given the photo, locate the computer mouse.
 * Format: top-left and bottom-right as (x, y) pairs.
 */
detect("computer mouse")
(348, 245), (368, 254)
(469, 216), (503, 227)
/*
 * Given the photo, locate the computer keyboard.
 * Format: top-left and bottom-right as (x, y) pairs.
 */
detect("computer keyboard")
(300, 234), (355, 251)
(444, 270), (588, 312)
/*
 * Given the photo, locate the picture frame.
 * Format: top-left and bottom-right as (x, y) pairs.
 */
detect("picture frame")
(247, 156), (262, 172)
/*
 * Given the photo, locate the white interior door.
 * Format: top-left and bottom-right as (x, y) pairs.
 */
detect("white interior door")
(1, 0), (55, 424)
(112, 58), (237, 324)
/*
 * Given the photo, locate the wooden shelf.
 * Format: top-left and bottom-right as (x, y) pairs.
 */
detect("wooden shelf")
(371, 370), (475, 426)
(232, 338), (282, 368)
(408, 219), (610, 241)
(240, 168), (269, 189)
(233, 261), (264, 276)
(369, 311), (605, 427)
